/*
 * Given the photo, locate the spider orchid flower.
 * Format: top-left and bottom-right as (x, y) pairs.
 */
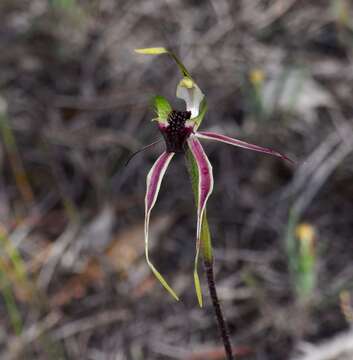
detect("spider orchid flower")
(136, 47), (292, 306)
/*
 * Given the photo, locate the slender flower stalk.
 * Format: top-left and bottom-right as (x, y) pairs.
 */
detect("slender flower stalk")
(135, 47), (292, 358)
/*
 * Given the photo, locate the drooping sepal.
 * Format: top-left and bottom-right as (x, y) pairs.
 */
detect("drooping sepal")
(145, 151), (179, 300)
(187, 136), (214, 306)
(152, 95), (172, 124)
(196, 131), (294, 163)
(135, 47), (192, 79)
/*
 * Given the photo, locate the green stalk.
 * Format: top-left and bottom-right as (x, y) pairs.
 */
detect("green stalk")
(186, 150), (234, 360)
(0, 227), (29, 288)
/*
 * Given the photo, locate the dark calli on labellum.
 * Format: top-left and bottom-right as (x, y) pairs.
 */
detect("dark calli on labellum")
(159, 110), (193, 153)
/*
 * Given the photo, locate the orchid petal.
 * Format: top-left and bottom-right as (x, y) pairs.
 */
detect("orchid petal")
(145, 151), (179, 300)
(187, 136), (214, 307)
(177, 77), (205, 119)
(196, 131), (294, 163)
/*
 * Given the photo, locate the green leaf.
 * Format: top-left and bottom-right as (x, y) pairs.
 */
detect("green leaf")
(135, 47), (168, 55)
(152, 95), (172, 123)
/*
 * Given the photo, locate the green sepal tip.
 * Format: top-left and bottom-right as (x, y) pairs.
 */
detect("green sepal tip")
(135, 47), (168, 55)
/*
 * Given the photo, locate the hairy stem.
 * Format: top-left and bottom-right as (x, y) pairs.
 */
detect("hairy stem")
(204, 257), (234, 360)
(185, 150), (234, 359)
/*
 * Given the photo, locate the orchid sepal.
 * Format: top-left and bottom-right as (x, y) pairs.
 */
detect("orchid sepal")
(187, 135), (214, 307)
(135, 47), (206, 123)
(196, 131), (294, 164)
(145, 151), (179, 301)
(135, 47), (168, 55)
(135, 47), (192, 80)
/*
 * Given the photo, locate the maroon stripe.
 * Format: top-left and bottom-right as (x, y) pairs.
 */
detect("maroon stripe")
(146, 152), (172, 210)
(197, 131), (293, 163)
(188, 138), (212, 218)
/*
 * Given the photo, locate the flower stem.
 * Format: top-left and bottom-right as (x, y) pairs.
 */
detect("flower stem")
(204, 256), (234, 360)
(186, 150), (234, 359)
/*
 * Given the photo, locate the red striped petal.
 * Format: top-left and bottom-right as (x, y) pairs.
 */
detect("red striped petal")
(196, 131), (294, 163)
(145, 151), (179, 300)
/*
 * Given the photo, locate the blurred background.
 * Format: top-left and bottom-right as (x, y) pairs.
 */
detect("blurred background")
(1, 0), (353, 359)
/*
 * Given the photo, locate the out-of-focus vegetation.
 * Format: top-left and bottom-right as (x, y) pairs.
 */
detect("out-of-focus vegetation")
(1, 1), (353, 359)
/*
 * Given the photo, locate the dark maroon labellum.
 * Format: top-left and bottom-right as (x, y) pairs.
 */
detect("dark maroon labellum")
(159, 110), (193, 153)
